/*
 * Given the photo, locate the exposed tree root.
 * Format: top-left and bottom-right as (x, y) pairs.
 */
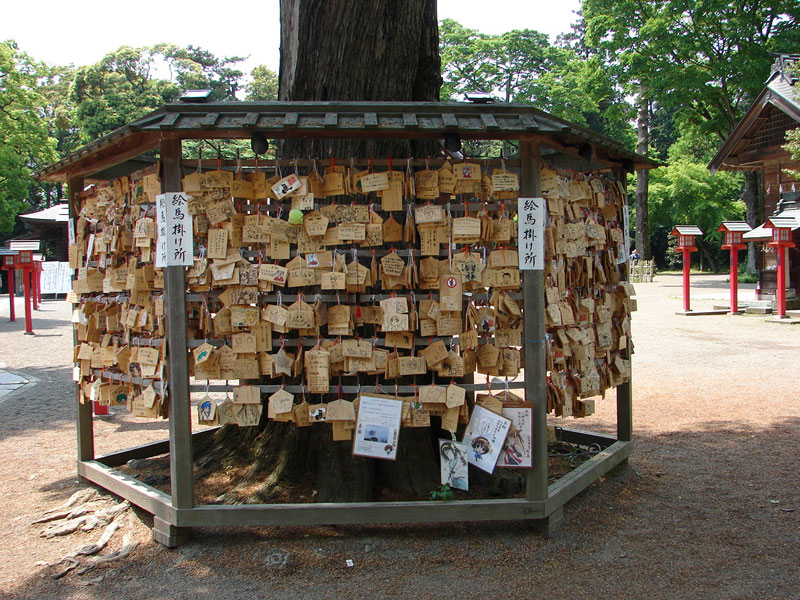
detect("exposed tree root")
(39, 501), (129, 538)
(42, 488), (98, 514)
(36, 496), (138, 580)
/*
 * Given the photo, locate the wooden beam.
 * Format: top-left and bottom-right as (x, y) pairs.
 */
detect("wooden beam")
(175, 498), (547, 528)
(480, 113), (499, 129)
(519, 140), (548, 504)
(199, 113), (221, 128)
(78, 461), (174, 520)
(96, 428), (219, 468)
(559, 428), (617, 448)
(733, 147), (792, 166)
(364, 112), (378, 127)
(70, 176), (93, 464)
(283, 112), (299, 127)
(41, 132), (160, 182)
(242, 112), (260, 127)
(546, 441), (633, 512)
(159, 113), (180, 129)
(519, 114), (539, 130)
(442, 113), (458, 128)
(160, 137), (195, 512)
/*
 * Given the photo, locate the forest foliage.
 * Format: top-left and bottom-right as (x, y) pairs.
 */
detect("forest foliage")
(1, 0), (799, 270)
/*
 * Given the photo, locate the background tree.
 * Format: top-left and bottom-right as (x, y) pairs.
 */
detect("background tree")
(69, 46), (182, 142)
(69, 45), (247, 142)
(0, 41), (56, 233)
(647, 131), (744, 271)
(439, 19), (634, 147)
(245, 65), (279, 101)
(583, 0), (800, 271)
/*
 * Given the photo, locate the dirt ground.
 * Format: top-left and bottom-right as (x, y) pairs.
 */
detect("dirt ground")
(0, 273), (797, 599)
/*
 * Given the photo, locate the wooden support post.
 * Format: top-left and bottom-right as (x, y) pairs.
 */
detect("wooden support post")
(616, 354), (633, 443)
(153, 516), (191, 548)
(160, 137), (195, 528)
(70, 176), (94, 464)
(519, 139), (548, 504)
(8, 269), (15, 322)
(22, 268), (34, 334)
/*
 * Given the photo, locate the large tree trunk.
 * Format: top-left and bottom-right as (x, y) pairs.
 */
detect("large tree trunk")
(279, 0), (441, 159)
(635, 90), (651, 260)
(214, 0), (443, 503)
(742, 170), (760, 275)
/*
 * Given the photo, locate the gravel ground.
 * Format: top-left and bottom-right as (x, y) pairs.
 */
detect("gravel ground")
(0, 273), (798, 600)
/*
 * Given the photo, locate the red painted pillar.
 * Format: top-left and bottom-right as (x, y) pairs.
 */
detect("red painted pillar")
(776, 247), (786, 318)
(36, 266), (42, 306)
(32, 268), (39, 310)
(8, 269), (15, 322)
(682, 248), (692, 312)
(729, 248), (739, 314)
(22, 268), (33, 335)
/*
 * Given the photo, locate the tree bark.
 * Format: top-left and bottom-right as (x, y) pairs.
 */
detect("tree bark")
(696, 238), (717, 273)
(279, 0), (441, 159)
(635, 90), (651, 260)
(214, 0), (443, 503)
(742, 170), (760, 275)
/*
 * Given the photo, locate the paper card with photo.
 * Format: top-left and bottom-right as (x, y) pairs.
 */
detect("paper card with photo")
(461, 404), (511, 474)
(496, 403), (533, 469)
(439, 439), (469, 491)
(353, 394), (403, 461)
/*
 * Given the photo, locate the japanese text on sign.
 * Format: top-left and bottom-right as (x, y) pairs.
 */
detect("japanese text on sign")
(156, 193), (194, 267)
(517, 197), (545, 271)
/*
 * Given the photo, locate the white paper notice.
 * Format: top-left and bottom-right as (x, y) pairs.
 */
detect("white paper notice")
(496, 405), (533, 468)
(156, 193), (194, 267)
(439, 438), (469, 490)
(618, 204), (631, 265)
(462, 404), (511, 474)
(353, 394), (403, 460)
(517, 197), (545, 271)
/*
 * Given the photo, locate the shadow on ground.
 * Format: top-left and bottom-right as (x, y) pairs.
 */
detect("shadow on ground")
(10, 416), (800, 600)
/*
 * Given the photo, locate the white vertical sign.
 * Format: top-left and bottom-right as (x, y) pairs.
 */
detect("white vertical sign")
(155, 192), (194, 267)
(517, 197), (545, 271)
(618, 204), (631, 264)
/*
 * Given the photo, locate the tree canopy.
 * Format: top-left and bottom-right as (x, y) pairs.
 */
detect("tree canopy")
(439, 18), (635, 148)
(0, 41), (56, 233)
(3, 5), (799, 268)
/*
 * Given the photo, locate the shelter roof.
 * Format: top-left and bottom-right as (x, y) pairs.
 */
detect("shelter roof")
(671, 225), (703, 237)
(19, 204), (69, 224)
(717, 221), (752, 233)
(709, 54), (800, 173)
(744, 208), (800, 240)
(8, 240), (41, 251)
(36, 101), (658, 182)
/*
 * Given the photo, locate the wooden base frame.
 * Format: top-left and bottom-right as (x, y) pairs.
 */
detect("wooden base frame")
(78, 424), (632, 546)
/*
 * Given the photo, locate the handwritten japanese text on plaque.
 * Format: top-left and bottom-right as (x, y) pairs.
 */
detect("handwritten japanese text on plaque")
(517, 197), (544, 271)
(156, 193), (194, 267)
